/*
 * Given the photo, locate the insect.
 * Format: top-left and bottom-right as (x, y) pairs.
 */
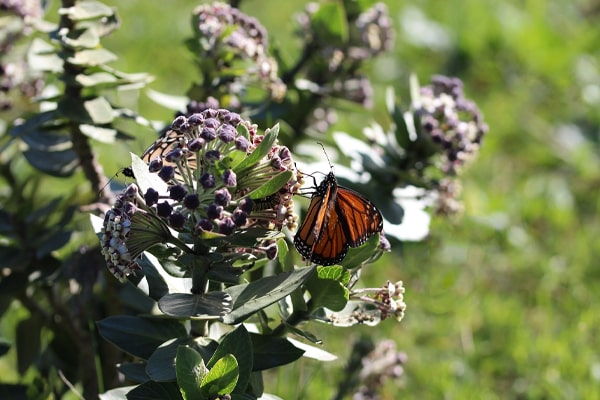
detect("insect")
(141, 129), (198, 171)
(293, 168), (383, 266)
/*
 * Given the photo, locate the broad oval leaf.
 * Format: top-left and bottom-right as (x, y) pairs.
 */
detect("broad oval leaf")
(96, 316), (187, 359)
(207, 325), (252, 393)
(222, 266), (316, 324)
(23, 148), (79, 177)
(200, 354), (239, 398)
(117, 362), (150, 383)
(246, 170), (293, 199)
(158, 292), (232, 319)
(125, 381), (183, 400)
(249, 334), (304, 371)
(176, 346), (207, 400)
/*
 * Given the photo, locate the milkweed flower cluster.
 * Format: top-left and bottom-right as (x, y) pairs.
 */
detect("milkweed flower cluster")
(354, 339), (407, 399)
(191, 2), (286, 103)
(322, 280), (406, 326)
(415, 75), (488, 175)
(100, 109), (300, 281)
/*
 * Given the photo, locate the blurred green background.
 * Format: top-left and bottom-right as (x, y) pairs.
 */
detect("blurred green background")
(35, 0), (600, 398)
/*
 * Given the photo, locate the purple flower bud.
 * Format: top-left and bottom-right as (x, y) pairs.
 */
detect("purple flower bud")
(169, 185), (187, 201)
(205, 150), (221, 164)
(171, 116), (188, 132)
(203, 108), (218, 118)
(224, 112), (242, 126)
(148, 158), (163, 172)
(168, 212), (186, 229)
(144, 188), (160, 206)
(158, 166), (175, 182)
(195, 218), (214, 233)
(218, 124), (237, 143)
(183, 194), (200, 210)
(187, 113), (204, 126)
(234, 136), (249, 152)
(270, 155), (282, 170)
(279, 146), (291, 163)
(200, 127), (217, 141)
(232, 209), (247, 227)
(238, 197), (254, 213)
(165, 148), (183, 163)
(156, 201), (173, 217)
(188, 137), (204, 152)
(199, 173), (216, 189)
(206, 204), (223, 219)
(219, 217), (236, 235)
(214, 188), (232, 206)
(222, 169), (237, 187)
(204, 117), (220, 129)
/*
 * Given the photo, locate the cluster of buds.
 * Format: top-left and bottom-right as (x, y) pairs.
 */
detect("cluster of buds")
(100, 109), (300, 281)
(191, 2), (286, 102)
(415, 75), (488, 175)
(323, 280), (406, 326)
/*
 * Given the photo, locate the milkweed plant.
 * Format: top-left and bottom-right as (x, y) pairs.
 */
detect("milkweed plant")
(0, 0), (486, 399)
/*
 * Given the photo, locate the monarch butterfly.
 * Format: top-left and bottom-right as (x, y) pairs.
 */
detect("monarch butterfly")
(141, 129), (198, 171)
(117, 129), (194, 181)
(293, 171), (383, 266)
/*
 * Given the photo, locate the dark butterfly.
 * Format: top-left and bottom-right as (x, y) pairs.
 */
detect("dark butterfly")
(293, 171), (383, 266)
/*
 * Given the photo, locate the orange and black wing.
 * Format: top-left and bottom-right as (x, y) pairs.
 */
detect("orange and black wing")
(141, 129), (198, 177)
(294, 172), (383, 266)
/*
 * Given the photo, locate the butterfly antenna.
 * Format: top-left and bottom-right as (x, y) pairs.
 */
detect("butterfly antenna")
(317, 142), (334, 171)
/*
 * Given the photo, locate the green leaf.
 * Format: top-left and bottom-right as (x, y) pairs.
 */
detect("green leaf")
(27, 38), (63, 73)
(305, 271), (348, 312)
(200, 354), (239, 398)
(23, 148), (79, 177)
(146, 89), (189, 112)
(117, 362), (149, 383)
(68, 48), (117, 66)
(176, 346), (207, 400)
(96, 316), (187, 359)
(249, 334), (304, 371)
(339, 233), (381, 268)
(222, 266), (316, 324)
(233, 125), (279, 174)
(125, 381), (183, 400)
(158, 292), (232, 319)
(207, 325), (252, 393)
(246, 170), (293, 199)
(16, 316), (42, 374)
(80, 124), (117, 143)
(59, 1), (115, 20)
(147, 338), (191, 382)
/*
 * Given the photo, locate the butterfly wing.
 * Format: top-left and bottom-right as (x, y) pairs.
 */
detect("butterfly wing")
(334, 186), (383, 247)
(294, 172), (383, 266)
(141, 130), (198, 180)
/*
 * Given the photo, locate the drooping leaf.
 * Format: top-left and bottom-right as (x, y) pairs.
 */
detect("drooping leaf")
(96, 316), (187, 359)
(79, 124), (117, 143)
(125, 381), (183, 400)
(249, 334), (304, 371)
(117, 362), (150, 383)
(222, 266), (316, 324)
(23, 147), (79, 177)
(158, 292), (232, 319)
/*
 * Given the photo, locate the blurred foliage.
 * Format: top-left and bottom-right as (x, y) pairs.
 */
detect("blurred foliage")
(1, 0), (600, 399)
